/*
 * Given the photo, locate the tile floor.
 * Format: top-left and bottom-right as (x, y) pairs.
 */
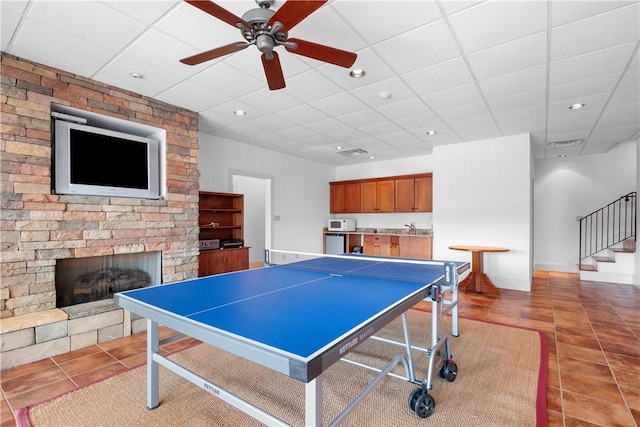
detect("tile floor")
(1, 271), (639, 426)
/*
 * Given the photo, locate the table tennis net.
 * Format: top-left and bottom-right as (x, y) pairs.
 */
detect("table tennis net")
(264, 249), (456, 285)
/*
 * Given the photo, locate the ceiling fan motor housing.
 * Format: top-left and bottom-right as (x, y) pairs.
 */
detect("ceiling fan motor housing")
(241, 7), (288, 52)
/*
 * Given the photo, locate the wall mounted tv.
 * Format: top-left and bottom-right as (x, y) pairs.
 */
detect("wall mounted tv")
(53, 119), (162, 199)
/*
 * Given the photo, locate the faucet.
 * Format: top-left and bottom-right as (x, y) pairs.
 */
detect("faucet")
(404, 224), (416, 235)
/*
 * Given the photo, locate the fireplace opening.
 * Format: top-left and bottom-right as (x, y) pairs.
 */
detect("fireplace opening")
(55, 252), (161, 308)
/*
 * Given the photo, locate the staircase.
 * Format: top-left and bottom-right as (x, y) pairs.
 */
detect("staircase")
(579, 192), (636, 284)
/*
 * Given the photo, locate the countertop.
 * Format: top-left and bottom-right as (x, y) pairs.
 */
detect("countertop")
(323, 228), (433, 237)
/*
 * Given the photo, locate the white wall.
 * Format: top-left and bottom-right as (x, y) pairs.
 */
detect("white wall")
(199, 134), (335, 254)
(433, 134), (533, 292)
(534, 140), (637, 273)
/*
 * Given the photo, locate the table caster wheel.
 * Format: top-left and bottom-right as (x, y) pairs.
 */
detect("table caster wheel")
(412, 391), (436, 418)
(408, 388), (423, 410)
(439, 360), (458, 382)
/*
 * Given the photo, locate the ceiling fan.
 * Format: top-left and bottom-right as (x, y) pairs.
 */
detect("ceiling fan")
(180, 0), (358, 90)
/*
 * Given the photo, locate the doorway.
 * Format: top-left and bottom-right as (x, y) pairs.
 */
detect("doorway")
(231, 171), (273, 268)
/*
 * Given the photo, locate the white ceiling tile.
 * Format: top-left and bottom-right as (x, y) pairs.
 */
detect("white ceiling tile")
(438, 102), (492, 124)
(494, 105), (546, 125)
(550, 42), (638, 86)
(609, 86), (640, 106)
(551, 0), (637, 27)
(548, 93), (610, 116)
(242, 114), (298, 133)
(316, 48), (396, 90)
(479, 65), (547, 100)
(1, 1), (28, 14)
(467, 32), (547, 80)
(440, 1), (484, 15)
(487, 89), (547, 114)
(448, 0), (548, 53)
(102, 1), (178, 25)
(1, 9), (22, 51)
(275, 104), (330, 126)
(402, 57), (473, 96)
(238, 87), (301, 114)
(359, 121), (404, 137)
(548, 109), (600, 128)
(310, 92), (369, 117)
(282, 70), (344, 103)
(422, 83), (483, 111)
(13, 18), (117, 77)
(457, 126), (503, 142)
(190, 61), (265, 99)
(332, 0), (442, 45)
(548, 73), (620, 103)
(374, 98), (433, 121)
(27, 1), (148, 51)
(156, 80), (231, 112)
(350, 77), (418, 108)
(551, 3), (640, 61)
(373, 19), (460, 75)
(337, 109), (388, 129)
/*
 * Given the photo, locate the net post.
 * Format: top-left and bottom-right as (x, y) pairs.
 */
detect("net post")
(264, 249), (270, 266)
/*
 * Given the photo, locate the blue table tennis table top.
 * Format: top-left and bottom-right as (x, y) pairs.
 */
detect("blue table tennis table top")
(116, 256), (467, 364)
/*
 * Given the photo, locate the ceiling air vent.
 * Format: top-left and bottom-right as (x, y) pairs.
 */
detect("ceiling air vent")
(339, 148), (369, 157)
(547, 139), (583, 148)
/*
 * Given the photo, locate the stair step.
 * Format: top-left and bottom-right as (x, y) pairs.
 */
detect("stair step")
(592, 256), (615, 263)
(579, 264), (597, 271)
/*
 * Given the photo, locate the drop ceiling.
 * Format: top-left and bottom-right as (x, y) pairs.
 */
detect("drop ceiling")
(2, 0), (639, 166)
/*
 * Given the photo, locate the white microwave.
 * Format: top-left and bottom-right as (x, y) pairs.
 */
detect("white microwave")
(328, 219), (356, 232)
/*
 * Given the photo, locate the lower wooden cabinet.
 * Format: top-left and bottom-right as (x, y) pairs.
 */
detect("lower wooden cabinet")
(363, 234), (399, 257)
(398, 236), (433, 259)
(199, 247), (249, 277)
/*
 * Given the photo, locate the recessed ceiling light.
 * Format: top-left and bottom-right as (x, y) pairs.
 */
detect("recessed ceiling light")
(425, 130), (437, 135)
(233, 110), (247, 116)
(369, 156), (376, 160)
(336, 146), (343, 150)
(558, 154), (567, 158)
(378, 91), (391, 99)
(129, 72), (145, 79)
(569, 103), (585, 110)
(349, 69), (366, 78)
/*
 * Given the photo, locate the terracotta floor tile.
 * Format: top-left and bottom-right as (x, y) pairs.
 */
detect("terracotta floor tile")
(611, 366), (640, 389)
(556, 342), (607, 365)
(556, 332), (601, 351)
(71, 362), (129, 387)
(5, 379), (77, 412)
(559, 357), (614, 383)
(606, 353), (640, 373)
(547, 386), (562, 413)
(560, 370), (626, 405)
(619, 385), (640, 411)
(2, 367), (68, 397)
(562, 389), (635, 426)
(105, 339), (147, 360)
(57, 351), (119, 377)
(0, 359), (56, 384)
(600, 340), (640, 359)
(52, 345), (103, 364)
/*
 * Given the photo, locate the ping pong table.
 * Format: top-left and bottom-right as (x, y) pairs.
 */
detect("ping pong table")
(114, 250), (469, 426)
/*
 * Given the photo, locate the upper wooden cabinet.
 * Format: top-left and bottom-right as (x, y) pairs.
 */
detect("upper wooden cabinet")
(395, 174), (433, 212)
(361, 179), (395, 213)
(330, 173), (432, 214)
(330, 182), (361, 213)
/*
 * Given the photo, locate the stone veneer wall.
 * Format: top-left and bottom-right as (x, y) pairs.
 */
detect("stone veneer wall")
(0, 53), (200, 370)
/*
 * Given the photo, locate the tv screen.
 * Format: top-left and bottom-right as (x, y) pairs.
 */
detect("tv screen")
(53, 120), (161, 199)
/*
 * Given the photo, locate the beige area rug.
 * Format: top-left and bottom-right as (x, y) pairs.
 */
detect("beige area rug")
(17, 310), (547, 427)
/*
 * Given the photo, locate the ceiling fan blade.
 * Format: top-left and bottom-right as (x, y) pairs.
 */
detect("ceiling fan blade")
(184, 0), (252, 29)
(180, 42), (249, 65)
(285, 38), (357, 68)
(269, 0), (327, 31)
(261, 52), (286, 90)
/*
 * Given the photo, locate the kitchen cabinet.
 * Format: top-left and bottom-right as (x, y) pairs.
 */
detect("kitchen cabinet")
(363, 234), (399, 257)
(398, 236), (433, 259)
(395, 174), (433, 212)
(199, 247), (249, 276)
(361, 179), (395, 213)
(330, 182), (361, 213)
(329, 173), (431, 214)
(198, 191), (248, 277)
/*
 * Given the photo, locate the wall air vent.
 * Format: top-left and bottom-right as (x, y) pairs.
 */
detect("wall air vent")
(339, 148), (369, 157)
(547, 139), (583, 148)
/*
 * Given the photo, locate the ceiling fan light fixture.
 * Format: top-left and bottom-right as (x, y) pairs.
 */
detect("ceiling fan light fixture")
(349, 69), (365, 78)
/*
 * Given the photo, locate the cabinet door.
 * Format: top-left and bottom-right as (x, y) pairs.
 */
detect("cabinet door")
(377, 180), (395, 213)
(360, 181), (378, 213)
(343, 182), (361, 213)
(398, 236), (432, 259)
(394, 178), (415, 212)
(329, 183), (345, 213)
(199, 250), (226, 277)
(414, 175), (433, 212)
(228, 248), (249, 271)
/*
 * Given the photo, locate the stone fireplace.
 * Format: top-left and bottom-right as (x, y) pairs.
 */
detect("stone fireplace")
(55, 252), (161, 308)
(0, 53), (200, 371)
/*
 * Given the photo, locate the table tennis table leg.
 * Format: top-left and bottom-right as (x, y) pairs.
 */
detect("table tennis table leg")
(147, 319), (160, 410)
(305, 375), (323, 426)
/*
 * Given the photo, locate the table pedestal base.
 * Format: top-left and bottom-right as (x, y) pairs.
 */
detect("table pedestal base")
(457, 250), (502, 295)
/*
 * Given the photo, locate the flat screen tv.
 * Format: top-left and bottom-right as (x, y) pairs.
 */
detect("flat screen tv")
(53, 120), (162, 199)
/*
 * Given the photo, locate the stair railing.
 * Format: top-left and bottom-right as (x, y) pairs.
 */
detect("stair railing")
(579, 192), (636, 270)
